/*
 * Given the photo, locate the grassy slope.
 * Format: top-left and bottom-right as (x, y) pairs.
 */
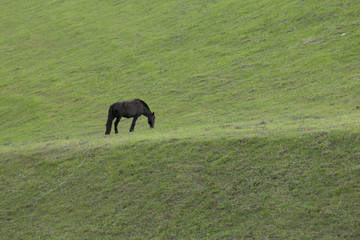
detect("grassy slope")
(1, 0), (360, 238)
(2, 132), (360, 239)
(1, 0), (359, 143)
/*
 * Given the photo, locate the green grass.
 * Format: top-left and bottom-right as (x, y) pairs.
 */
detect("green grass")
(1, 0), (360, 238)
(1, 0), (359, 143)
(2, 132), (360, 239)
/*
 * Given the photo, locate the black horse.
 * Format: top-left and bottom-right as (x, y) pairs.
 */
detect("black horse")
(105, 99), (155, 135)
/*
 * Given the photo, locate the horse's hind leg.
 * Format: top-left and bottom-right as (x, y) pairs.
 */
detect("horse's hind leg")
(114, 117), (121, 134)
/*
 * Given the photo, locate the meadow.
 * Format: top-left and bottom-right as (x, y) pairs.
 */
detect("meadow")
(1, 0), (360, 238)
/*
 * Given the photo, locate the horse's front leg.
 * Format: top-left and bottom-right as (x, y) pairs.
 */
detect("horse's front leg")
(129, 116), (139, 132)
(114, 117), (121, 134)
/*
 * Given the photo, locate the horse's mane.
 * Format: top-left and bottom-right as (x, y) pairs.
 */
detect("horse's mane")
(136, 99), (150, 110)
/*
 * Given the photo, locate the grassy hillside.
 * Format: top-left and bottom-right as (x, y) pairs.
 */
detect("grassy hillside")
(1, 0), (359, 143)
(2, 132), (360, 239)
(1, 0), (360, 238)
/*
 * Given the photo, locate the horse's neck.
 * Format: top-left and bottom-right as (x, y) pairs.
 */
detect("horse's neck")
(142, 106), (152, 118)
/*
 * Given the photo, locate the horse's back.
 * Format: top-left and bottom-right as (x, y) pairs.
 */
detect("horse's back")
(113, 99), (142, 118)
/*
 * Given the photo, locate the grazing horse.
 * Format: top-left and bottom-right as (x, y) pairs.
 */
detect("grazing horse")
(105, 99), (155, 135)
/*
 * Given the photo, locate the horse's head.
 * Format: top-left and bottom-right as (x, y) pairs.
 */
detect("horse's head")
(148, 112), (155, 128)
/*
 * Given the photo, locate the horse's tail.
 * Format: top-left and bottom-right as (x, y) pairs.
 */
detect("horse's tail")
(105, 104), (115, 135)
